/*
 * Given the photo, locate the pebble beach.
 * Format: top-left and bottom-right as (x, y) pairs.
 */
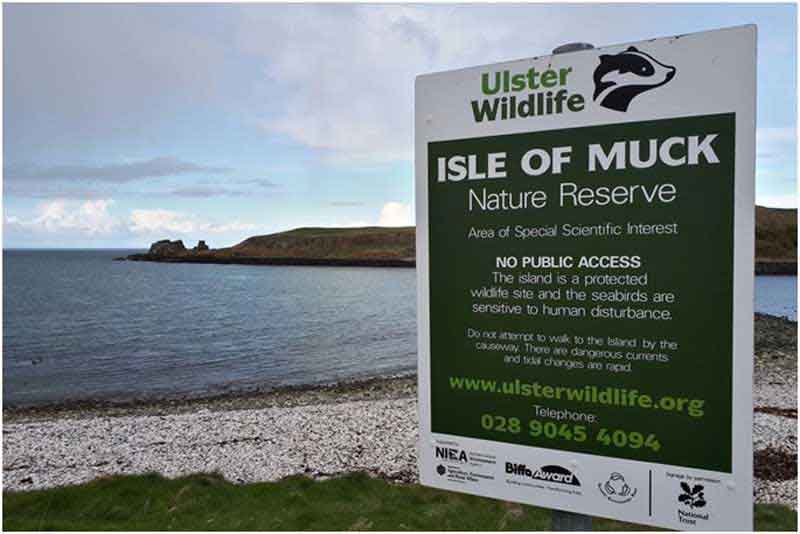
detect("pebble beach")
(4, 314), (797, 511)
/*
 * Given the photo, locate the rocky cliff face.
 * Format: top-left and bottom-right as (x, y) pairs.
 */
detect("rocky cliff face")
(148, 240), (188, 257)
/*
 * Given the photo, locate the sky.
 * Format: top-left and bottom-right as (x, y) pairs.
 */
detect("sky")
(3, 3), (797, 248)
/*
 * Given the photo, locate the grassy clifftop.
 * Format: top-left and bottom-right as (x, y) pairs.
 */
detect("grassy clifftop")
(220, 227), (415, 261)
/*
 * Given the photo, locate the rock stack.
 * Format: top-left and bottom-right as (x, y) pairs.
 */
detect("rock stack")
(148, 240), (187, 257)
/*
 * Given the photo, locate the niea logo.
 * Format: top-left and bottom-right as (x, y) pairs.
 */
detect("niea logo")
(593, 46), (676, 112)
(506, 463), (581, 486)
(435, 446), (468, 463)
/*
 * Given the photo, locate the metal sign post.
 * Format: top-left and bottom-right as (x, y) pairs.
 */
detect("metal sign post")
(547, 40), (595, 534)
(460, 40), (602, 534)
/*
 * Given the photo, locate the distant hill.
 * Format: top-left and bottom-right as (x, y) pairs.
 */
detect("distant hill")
(123, 206), (795, 272)
(756, 206), (797, 261)
(222, 227), (415, 261)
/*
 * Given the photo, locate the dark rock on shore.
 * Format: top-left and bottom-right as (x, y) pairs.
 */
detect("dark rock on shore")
(756, 260), (797, 275)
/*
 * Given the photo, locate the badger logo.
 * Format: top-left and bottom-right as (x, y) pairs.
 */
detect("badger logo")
(593, 46), (676, 112)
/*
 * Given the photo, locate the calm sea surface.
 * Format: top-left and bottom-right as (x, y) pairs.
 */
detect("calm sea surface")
(3, 250), (416, 406)
(3, 250), (796, 406)
(756, 274), (797, 321)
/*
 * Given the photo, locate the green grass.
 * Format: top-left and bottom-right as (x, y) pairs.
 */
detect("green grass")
(4, 473), (796, 531)
(280, 227), (415, 237)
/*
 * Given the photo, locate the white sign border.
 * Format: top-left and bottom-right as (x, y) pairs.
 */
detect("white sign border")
(415, 25), (755, 531)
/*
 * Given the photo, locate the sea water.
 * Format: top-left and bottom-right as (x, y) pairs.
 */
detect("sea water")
(3, 250), (416, 406)
(2, 249), (795, 406)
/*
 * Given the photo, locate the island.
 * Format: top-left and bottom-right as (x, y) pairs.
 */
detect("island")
(121, 226), (416, 267)
(118, 206), (796, 273)
(756, 206), (797, 274)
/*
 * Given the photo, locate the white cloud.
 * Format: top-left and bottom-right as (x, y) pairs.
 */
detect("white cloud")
(5, 5), (228, 145)
(6, 157), (231, 184)
(210, 221), (260, 234)
(5, 200), (261, 245)
(321, 219), (372, 228)
(757, 127), (796, 161)
(129, 209), (195, 234)
(6, 198), (119, 235)
(756, 126), (796, 182)
(235, 5), (642, 164)
(757, 194), (797, 209)
(758, 127), (795, 144)
(755, 127), (796, 208)
(242, 6), (430, 163)
(129, 209), (257, 236)
(378, 201), (413, 227)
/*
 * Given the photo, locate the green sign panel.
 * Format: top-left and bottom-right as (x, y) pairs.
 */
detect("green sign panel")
(428, 113), (734, 471)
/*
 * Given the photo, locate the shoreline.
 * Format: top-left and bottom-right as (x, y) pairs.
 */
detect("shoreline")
(3, 313), (795, 507)
(3, 374), (418, 424)
(4, 312), (795, 423)
(756, 260), (798, 275)
(118, 254), (415, 268)
(116, 254), (795, 274)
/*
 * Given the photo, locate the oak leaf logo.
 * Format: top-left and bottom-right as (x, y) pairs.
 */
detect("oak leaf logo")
(678, 482), (707, 508)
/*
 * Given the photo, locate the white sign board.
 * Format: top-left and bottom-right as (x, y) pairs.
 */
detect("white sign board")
(415, 26), (755, 530)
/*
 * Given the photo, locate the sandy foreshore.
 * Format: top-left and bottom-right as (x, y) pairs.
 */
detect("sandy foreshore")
(4, 314), (796, 510)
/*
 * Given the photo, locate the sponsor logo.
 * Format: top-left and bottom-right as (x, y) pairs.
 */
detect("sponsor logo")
(471, 66), (585, 123)
(435, 446), (468, 463)
(598, 472), (637, 504)
(505, 463), (581, 486)
(593, 47), (676, 112)
(431, 443), (496, 485)
(677, 482), (710, 525)
(678, 482), (707, 509)
(666, 473), (719, 526)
